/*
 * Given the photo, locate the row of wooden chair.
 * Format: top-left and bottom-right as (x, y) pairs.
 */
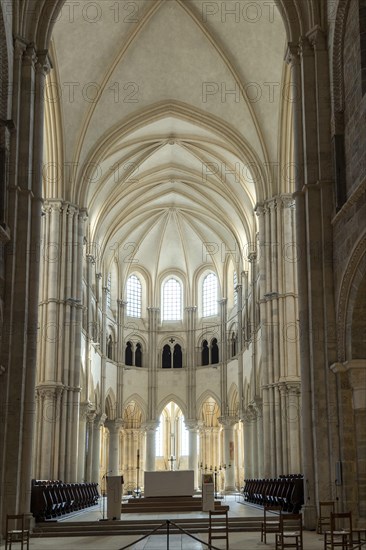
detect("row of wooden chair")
(319, 507), (365, 550)
(260, 506), (303, 549)
(243, 475), (304, 513)
(261, 502), (365, 550)
(30, 479), (99, 521)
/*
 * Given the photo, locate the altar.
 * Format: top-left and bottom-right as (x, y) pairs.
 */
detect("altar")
(144, 470), (194, 498)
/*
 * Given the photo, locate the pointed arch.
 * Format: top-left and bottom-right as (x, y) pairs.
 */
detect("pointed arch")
(156, 394), (188, 419)
(105, 388), (116, 420)
(122, 393), (148, 422)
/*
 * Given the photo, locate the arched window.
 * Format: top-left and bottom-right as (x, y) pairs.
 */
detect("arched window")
(173, 344), (182, 368)
(202, 340), (209, 366)
(126, 275), (142, 318)
(162, 278), (182, 321)
(203, 273), (218, 317)
(162, 344), (171, 368)
(231, 332), (237, 357)
(125, 341), (133, 366)
(106, 272), (111, 308)
(211, 338), (219, 364)
(233, 271), (238, 305)
(135, 342), (142, 367)
(107, 335), (113, 360)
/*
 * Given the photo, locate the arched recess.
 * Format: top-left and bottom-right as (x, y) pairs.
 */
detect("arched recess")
(123, 399), (144, 428)
(197, 392), (221, 428)
(122, 393), (147, 424)
(105, 389), (116, 420)
(227, 383), (239, 416)
(197, 389), (221, 415)
(156, 394), (188, 420)
(337, 236), (366, 361)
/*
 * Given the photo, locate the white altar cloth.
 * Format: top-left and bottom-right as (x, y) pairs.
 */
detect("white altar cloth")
(144, 470), (194, 497)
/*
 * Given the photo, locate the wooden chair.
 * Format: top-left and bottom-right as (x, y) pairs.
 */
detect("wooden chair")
(209, 509), (229, 550)
(261, 504), (282, 543)
(317, 501), (335, 534)
(275, 513), (303, 550)
(324, 512), (353, 550)
(5, 515), (30, 550)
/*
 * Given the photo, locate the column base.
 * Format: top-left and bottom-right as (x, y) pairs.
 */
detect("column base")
(224, 485), (237, 493)
(302, 504), (317, 530)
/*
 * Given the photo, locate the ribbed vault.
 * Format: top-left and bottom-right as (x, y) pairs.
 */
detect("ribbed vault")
(42, 0), (296, 290)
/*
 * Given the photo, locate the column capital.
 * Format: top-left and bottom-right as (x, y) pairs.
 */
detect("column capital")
(240, 399), (262, 423)
(43, 198), (64, 213)
(13, 36), (28, 60)
(23, 44), (37, 68)
(118, 299), (128, 308)
(86, 254), (96, 265)
(185, 420), (199, 431)
(35, 50), (52, 76)
(299, 36), (314, 58)
(185, 306), (197, 313)
(306, 25), (326, 51)
(285, 41), (300, 65)
(36, 382), (64, 399)
(142, 420), (158, 432)
(218, 415), (238, 427)
(95, 413), (107, 427)
(105, 419), (124, 432)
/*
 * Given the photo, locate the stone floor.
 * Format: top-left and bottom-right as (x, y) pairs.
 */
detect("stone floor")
(0, 497), (336, 549)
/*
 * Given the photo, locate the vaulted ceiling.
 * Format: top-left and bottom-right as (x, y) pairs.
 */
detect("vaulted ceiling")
(44, 0), (290, 289)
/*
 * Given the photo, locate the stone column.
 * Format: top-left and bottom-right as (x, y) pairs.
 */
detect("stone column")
(35, 200), (86, 482)
(144, 421), (157, 471)
(116, 300), (127, 428)
(242, 416), (252, 479)
(287, 383), (301, 473)
(186, 422), (199, 489)
(92, 414), (106, 483)
(105, 420), (123, 476)
(220, 416), (237, 491)
(345, 360), (366, 518)
(77, 402), (93, 481)
(117, 300), (127, 365)
(185, 306), (197, 421)
(85, 411), (96, 482)
(35, 384), (64, 479)
(100, 286), (108, 407)
(147, 307), (159, 420)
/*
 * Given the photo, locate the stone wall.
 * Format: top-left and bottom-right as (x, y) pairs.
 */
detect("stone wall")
(344, 0), (366, 196)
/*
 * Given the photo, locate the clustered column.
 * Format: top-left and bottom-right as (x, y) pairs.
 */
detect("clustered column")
(35, 200), (86, 482)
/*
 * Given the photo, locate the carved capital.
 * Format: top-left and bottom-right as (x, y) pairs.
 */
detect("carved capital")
(105, 419), (124, 433)
(36, 383), (64, 400)
(299, 36), (313, 58)
(36, 50), (52, 76)
(94, 412), (107, 427)
(285, 42), (300, 65)
(23, 44), (37, 68)
(306, 25), (326, 51)
(142, 420), (158, 432)
(218, 415), (238, 427)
